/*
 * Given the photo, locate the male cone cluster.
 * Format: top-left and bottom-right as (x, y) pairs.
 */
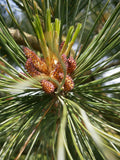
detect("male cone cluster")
(23, 45), (76, 94)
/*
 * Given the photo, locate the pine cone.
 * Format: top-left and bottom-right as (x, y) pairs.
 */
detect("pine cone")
(67, 56), (76, 74)
(23, 47), (48, 74)
(55, 54), (68, 73)
(25, 58), (41, 77)
(41, 80), (56, 94)
(23, 47), (35, 59)
(64, 75), (74, 91)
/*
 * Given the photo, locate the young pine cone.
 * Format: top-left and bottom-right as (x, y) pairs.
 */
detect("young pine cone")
(41, 80), (56, 94)
(25, 58), (41, 77)
(67, 56), (76, 74)
(55, 54), (68, 73)
(23, 47), (48, 74)
(23, 47), (35, 59)
(64, 75), (74, 91)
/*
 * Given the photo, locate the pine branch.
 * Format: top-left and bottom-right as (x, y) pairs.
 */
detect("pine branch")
(8, 28), (41, 51)
(3, 28), (120, 71)
(0, 1), (120, 159)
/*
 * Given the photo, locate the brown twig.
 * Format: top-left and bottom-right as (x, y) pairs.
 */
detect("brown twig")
(2, 28), (120, 72)
(15, 102), (53, 160)
(8, 28), (41, 51)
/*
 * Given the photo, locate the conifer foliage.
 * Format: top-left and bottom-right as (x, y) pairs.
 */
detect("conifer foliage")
(0, 0), (120, 159)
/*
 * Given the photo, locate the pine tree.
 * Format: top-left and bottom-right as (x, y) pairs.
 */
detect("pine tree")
(0, 0), (120, 159)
